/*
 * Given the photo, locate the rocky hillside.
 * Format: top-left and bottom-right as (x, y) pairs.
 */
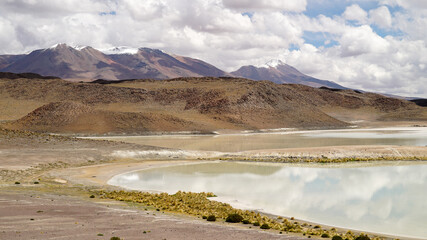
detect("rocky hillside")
(0, 76), (425, 134)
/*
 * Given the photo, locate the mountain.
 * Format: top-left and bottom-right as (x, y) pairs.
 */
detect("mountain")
(0, 54), (25, 69)
(0, 44), (228, 80)
(108, 47), (227, 79)
(231, 60), (345, 89)
(1, 44), (347, 88)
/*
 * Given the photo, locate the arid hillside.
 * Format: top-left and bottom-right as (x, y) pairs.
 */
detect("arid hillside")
(0, 75), (425, 134)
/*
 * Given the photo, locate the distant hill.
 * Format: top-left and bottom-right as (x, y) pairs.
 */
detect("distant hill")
(0, 72), (59, 80)
(231, 60), (345, 89)
(1, 77), (425, 134)
(410, 99), (427, 107)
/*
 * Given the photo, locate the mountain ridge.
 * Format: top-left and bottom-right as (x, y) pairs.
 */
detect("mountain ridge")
(1, 44), (228, 81)
(1, 44), (343, 89)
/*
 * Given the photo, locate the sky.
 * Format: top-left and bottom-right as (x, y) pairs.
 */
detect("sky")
(0, 0), (426, 97)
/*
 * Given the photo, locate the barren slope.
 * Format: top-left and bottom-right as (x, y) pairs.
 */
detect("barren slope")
(0, 76), (425, 134)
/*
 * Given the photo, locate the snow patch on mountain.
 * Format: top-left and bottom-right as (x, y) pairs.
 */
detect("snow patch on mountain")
(100, 46), (139, 55)
(73, 45), (89, 50)
(47, 43), (88, 51)
(259, 59), (286, 68)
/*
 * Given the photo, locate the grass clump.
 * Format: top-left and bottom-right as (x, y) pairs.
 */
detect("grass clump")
(253, 222), (260, 226)
(15, 181), (20, 184)
(207, 215), (216, 221)
(260, 223), (270, 229)
(332, 236), (343, 240)
(321, 233), (330, 238)
(110, 237), (121, 240)
(242, 219), (251, 224)
(355, 234), (370, 240)
(225, 213), (243, 223)
(89, 195), (95, 198)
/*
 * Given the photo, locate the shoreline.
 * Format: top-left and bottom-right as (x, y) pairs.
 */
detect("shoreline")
(79, 125), (427, 138)
(2, 126), (427, 240)
(65, 159), (427, 240)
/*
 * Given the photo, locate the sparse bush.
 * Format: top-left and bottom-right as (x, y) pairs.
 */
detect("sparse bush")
(355, 234), (370, 240)
(110, 237), (121, 240)
(15, 182), (20, 184)
(321, 233), (330, 238)
(225, 213), (243, 223)
(242, 219), (250, 224)
(207, 215), (216, 221)
(206, 192), (217, 197)
(97, 233), (103, 236)
(332, 236), (343, 240)
(202, 216), (207, 219)
(314, 225), (321, 229)
(260, 223), (270, 229)
(89, 195), (95, 198)
(253, 222), (260, 226)
(34, 181), (39, 184)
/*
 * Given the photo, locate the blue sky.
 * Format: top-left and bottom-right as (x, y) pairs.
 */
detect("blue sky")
(302, 1), (402, 47)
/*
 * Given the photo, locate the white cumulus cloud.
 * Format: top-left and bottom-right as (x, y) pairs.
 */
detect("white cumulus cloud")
(0, 0), (425, 97)
(343, 4), (368, 24)
(369, 6), (393, 29)
(222, 0), (307, 12)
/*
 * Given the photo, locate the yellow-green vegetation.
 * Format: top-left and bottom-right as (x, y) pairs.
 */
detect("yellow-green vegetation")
(99, 190), (383, 240)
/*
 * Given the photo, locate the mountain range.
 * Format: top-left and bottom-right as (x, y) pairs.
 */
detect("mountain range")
(0, 44), (343, 88)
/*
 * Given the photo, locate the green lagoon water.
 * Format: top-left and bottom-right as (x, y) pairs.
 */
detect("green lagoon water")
(109, 162), (427, 239)
(104, 127), (427, 238)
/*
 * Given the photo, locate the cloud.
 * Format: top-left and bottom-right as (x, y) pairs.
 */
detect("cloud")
(0, 0), (425, 97)
(369, 6), (392, 29)
(343, 4), (368, 24)
(339, 25), (390, 57)
(222, 0), (307, 12)
(380, 0), (427, 10)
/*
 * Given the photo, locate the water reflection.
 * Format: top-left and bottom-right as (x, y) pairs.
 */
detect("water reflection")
(109, 162), (427, 238)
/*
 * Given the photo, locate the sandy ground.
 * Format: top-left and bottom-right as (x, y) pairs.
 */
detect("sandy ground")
(0, 191), (304, 240)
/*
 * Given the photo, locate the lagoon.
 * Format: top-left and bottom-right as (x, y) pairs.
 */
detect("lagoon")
(109, 162), (427, 239)
(95, 127), (427, 152)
